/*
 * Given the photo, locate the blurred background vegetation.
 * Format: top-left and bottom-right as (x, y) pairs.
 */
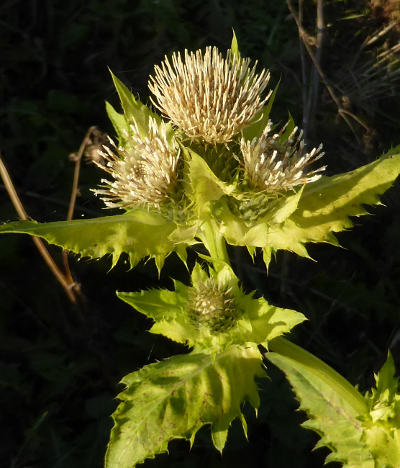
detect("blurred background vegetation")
(1, 0), (400, 467)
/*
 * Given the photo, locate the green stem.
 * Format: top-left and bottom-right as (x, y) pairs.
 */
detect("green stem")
(198, 219), (230, 264)
(267, 336), (367, 415)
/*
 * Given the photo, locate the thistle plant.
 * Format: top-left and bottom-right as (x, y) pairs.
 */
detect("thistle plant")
(1, 33), (400, 467)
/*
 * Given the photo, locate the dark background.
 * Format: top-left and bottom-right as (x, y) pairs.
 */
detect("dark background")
(1, 0), (400, 467)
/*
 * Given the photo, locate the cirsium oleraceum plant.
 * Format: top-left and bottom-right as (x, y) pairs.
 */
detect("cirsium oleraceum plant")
(1, 33), (400, 467)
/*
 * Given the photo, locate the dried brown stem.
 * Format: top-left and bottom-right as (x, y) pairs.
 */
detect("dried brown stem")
(307, 0), (324, 133)
(62, 126), (97, 288)
(0, 154), (77, 303)
(297, 0), (309, 137)
(286, 0), (369, 140)
(67, 126), (97, 221)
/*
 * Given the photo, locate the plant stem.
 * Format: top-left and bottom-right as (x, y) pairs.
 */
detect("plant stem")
(66, 126), (97, 222)
(62, 126), (97, 289)
(298, 0), (309, 138)
(306, 0), (324, 138)
(267, 336), (367, 414)
(198, 219), (230, 264)
(286, 0), (369, 140)
(0, 154), (77, 303)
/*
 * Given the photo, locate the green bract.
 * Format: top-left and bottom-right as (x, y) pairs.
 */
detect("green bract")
(362, 353), (400, 467)
(108, 70), (164, 139)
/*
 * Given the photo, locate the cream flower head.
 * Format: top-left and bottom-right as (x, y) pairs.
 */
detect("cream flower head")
(240, 121), (326, 192)
(93, 117), (179, 209)
(148, 46), (271, 144)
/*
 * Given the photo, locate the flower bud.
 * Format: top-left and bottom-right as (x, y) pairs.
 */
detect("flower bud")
(189, 278), (239, 333)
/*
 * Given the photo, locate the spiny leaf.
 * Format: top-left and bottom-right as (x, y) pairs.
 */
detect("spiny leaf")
(271, 185), (304, 223)
(105, 345), (265, 468)
(109, 69), (161, 136)
(105, 101), (130, 147)
(362, 425), (400, 468)
(370, 352), (399, 404)
(264, 149), (400, 260)
(186, 147), (234, 214)
(213, 187), (304, 255)
(241, 80), (280, 141)
(266, 338), (373, 467)
(230, 29), (240, 59)
(218, 149), (400, 266)
(0, 210), (193, 271)
(118, 263), (305, 351)
(362, 353), (400, 467)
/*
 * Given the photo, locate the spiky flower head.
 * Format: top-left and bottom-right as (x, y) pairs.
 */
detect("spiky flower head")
(93, 117), (180, 209)
(189, 278), (239, 333)
(240, 121), (326, 193)
(148, 46), (271, 144)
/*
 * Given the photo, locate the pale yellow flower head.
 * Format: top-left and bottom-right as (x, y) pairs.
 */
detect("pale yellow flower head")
(241, 121), (326, 192)
(93, 117), (179, 209)
(148, 46), (271, 144)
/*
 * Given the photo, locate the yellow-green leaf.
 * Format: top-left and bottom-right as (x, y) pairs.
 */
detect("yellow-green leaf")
(0, 210), (193, 270)
(106, 345), (265, 467)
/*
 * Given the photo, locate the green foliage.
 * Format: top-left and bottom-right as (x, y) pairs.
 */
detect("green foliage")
(3, 9), (400, 468)
(0, 210), (192, 271)
(105, 102), (130, 148)
(230, 29), (240, 59)
(106, 262), (305, 466)
(108, 70), (162, 137)
(267, 338), (374, 467)
(106, 345), (264, 467)
(362, 353), (400, 467)
(118, 263), (305, 352)
(215, 148), (400, 265)
(4, 145), (399, 274)
(241, 81), (279, 141)
(268, 340), (400, 468)
(186, 147), (235, 215)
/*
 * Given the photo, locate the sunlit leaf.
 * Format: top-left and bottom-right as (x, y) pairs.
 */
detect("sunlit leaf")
(241, 80), (280, 141)
(109, 69), (161, 136)
(362, 353), (400, 467)
(105, 101), (129, 147)
(230, 29), (240, 59)
(0, 210), (194, 271)
(118, 263), (305, 351)
(186, 147), (234, 215)
(217, 149), (400, 266)
(105, 345), (265, 468)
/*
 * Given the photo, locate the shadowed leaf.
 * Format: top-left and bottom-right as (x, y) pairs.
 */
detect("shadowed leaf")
(267, 338), (373, 467)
